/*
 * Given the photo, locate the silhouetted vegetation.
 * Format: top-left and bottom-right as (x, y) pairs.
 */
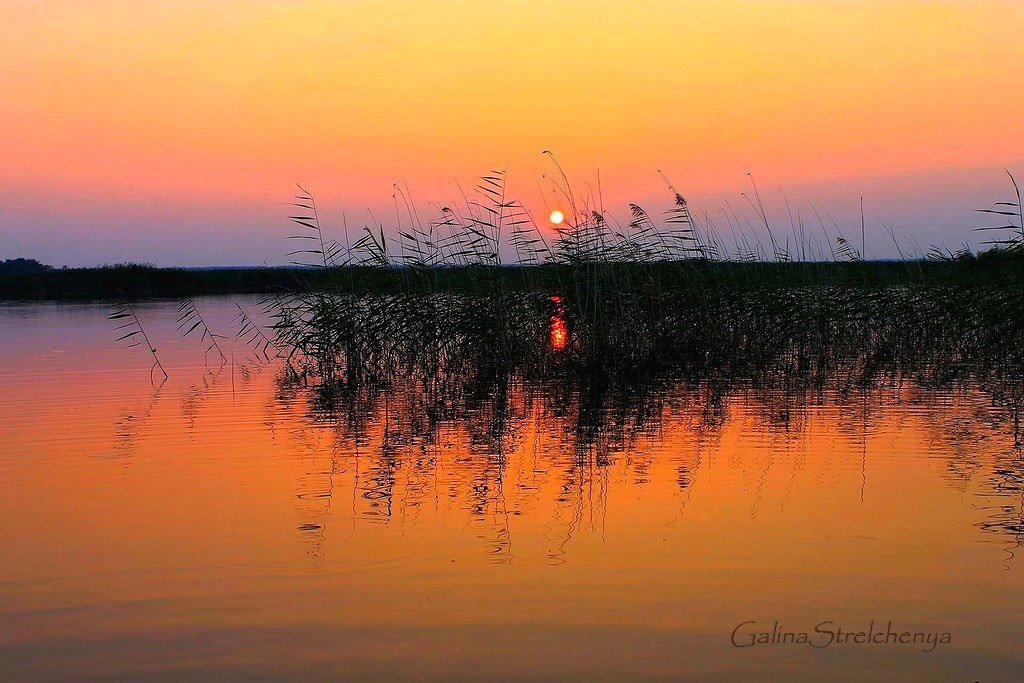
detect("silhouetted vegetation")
(86, 169), (1024, 546)
(252, 171), (1023, 456)
(0, 263), (321, 300)
(0, 258), (52, 277)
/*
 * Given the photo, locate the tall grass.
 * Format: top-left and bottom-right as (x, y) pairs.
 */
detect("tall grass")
(261, 170), (1024, 449)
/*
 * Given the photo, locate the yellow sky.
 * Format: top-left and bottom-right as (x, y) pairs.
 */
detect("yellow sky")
(2, 0), (1023, 264)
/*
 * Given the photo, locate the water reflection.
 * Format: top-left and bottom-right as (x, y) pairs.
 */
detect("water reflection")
(3, 299), (1024, 681)
(289, 378), (1023, 563)
(550, 294), (568, 351)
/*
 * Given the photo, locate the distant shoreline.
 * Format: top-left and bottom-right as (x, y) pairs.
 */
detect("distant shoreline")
(0, 265), (326, 301)
(0, 259), (1012, 301)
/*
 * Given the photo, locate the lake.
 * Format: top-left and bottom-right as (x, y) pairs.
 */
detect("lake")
(1, 297), (1022, 681)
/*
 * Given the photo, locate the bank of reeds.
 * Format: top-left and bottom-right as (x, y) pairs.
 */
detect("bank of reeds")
(266, 171), (1024, 402)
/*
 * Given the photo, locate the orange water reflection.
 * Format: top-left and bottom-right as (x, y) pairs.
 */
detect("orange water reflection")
(1, 299), (1023, 681)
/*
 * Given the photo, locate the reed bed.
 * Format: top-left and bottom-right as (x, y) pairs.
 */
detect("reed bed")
(267, 170), (1024, 401)
(86, 169), (1022, 447)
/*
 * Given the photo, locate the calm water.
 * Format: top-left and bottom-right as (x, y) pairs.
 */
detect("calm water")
(1, 298), (1023, 682)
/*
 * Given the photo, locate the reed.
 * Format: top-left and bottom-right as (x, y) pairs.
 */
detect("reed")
(86, 167), (1022, 435)
(254, 171), (1022, 455)
(176, 298), (227, 366)
(109, 302), (168, 383)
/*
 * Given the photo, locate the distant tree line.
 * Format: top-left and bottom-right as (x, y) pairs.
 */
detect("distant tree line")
(0, 262), (323, 300)
(0, 258), (53, 276)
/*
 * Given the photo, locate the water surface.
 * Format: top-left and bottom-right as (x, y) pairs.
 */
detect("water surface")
(1, 298), (1022, 681)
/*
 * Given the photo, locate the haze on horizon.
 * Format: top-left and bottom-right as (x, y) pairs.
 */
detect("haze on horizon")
(2, 0), (1023, 266)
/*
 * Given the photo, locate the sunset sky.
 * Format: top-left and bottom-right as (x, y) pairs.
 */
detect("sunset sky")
(2, 0), (1023, 265)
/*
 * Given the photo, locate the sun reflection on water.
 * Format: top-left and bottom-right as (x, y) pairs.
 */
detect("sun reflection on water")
(550, 295), (567, 350)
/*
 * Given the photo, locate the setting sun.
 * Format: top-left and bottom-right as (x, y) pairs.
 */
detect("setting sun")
(549, 210), (565, 226)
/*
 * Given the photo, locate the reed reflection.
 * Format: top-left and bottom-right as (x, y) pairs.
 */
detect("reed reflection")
(256, 252), (1024, 564)
(281, 368), (1023, 566)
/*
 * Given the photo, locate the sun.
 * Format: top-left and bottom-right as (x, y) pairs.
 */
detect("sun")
(549, 210), (565, 225)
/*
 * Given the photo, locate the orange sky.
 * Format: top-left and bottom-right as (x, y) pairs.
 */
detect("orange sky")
(2, 0), (1023, 265)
